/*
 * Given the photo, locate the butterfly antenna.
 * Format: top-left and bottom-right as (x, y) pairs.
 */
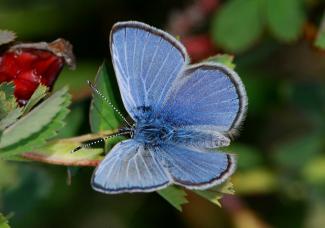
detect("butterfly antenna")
(71, 131), (130, 153)
(87, 80), (132, 128)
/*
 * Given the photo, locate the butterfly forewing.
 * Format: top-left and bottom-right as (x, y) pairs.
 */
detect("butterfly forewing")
(110, 21), (188, 119)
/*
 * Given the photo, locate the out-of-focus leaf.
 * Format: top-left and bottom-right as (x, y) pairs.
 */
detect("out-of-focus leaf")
(273, 133), (323, 169)
(266, 0), (305, 42)
(0, 160), (18, 190)
(0, 82), (18, 120)
(314, 10), (325, 49)
(302, 156), (325, 185)
(205, 54), (236, 69)
(0, 213), (10, 228)
(22, 84), (48, 114)
(158, 186), (188, 211)
(53, 61), (99, 96)
(0, 88), (70, 157)
(224, 144), (264, 170)
(239, 69), (277, 115)
(0, 6), (68, 38)
(232, 168), (277, 194)
(89, 62), (125, 132)
(211, 0), (263, 53)
(194, 180), (235, 207)
(305, 200), (325, 228)
(0, 30), (16, 46)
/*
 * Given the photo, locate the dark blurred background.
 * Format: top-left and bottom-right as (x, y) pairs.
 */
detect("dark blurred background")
(0, 0), (325, 227)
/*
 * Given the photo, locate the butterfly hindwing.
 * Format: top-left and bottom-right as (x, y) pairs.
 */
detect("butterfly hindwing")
(110, 21), (189, 119)
(92, 139), (170, 193)
(158, 144), (235, 189)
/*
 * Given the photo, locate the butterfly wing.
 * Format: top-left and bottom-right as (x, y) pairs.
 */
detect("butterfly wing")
(110, 21), (189, 119)
(158, 144), (235, 189)
(92, 139), (170, 193)
(161, 62), (247, 136)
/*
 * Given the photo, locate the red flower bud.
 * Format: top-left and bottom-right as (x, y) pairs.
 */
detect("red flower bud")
(0, 39), (75, 105)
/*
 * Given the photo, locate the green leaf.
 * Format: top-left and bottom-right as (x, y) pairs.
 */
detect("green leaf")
(211, 0), (264, 53)
(266, 0), (305, 42)
(273, 133), (323, 169)
(22, 84), (49, 114)
(0, 87), (71, 157)
(89, 62), (125, 132)
(0, 30), (16, 46)
(315, 11), (325, 49)
(205, 54), (236, 69)
(16, 130), (123, 165)
(194, 180), (235, 207)
(232, 168), (277, 194)
(0, 87), (68, 149)
(0, 108), (22, 130)
(158, 186), (188, 211)
(0, 160), (18, 190)
(0, 82), (18, 120)
(303, 156), (325, 185)
(21, 138), (103, 166)
(224, 144), (264, 170)
(0, 213), (10, 228)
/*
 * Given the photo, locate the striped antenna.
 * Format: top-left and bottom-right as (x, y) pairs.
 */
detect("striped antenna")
(87, 80), (132, 128)
(70, 131), (130, 153)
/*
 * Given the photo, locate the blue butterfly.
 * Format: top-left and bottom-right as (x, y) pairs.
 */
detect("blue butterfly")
(91, 21), (247, 194)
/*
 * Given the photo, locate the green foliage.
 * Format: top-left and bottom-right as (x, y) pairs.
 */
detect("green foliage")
(195, 180), (235, 207)
(225, 144), (264, 170)
(22, 137), (103, 166)
(0, 213), (10, 228)
(0, 6), (68, 38)
(273, 132), (323, 169)
(0, 87), (71, 157)
(0, 82), (18, 120)
(0, 109), (22, 133)
(0, 160), (17, 190)
(232, 168), (277, 194)
(0, 29), (16, 46)
(211, 0), (306, 52)
(303, 156), (325, 186)
(315, 12), (325, 49)
(206, 54), (236, 69)
(0, 82), (22, 140)
(22, 84), (48, 114)
(266, 0), (305, 42)
(89, 62), (125, 132)
(211, 0), (263, 53)
(158, 186), (188, 211)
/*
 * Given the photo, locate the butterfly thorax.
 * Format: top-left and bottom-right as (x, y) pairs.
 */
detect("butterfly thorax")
(133, 116), (175, 147)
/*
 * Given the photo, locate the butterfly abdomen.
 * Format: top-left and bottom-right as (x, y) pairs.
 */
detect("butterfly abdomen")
(173, 129), (230, 149)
